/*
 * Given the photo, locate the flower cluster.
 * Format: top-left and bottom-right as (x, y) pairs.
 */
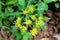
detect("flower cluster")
(14, 4), (49, 36)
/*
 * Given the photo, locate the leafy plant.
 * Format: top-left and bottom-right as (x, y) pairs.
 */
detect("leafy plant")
(0, 0), (58, 40)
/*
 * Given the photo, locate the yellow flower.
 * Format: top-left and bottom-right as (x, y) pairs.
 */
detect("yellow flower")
(28, 5), (35, 12)
(30, 28), (37, 36)
(16, 24), (22, 29)
(24, 20), (32, 25)
(16, 17), (21, 22)
(15, 17), (22, 29)
(31, 15), (36, 20)
(38, 16), (43, 21)
(23, 10), (28, 14)
(35, 22), (40, 28)
(22, 26), (27, 31)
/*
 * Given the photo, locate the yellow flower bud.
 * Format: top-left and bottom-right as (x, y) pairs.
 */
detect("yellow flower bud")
(24, 20), (32, 25)
(28, 5), (35, 12)
(31, 15), (36, 20)
(35, 22), (40, 28)
(23, 10), (28, 14)
(15, 17), (22, 29)
(38, 16), (43, 21)
(22, 26), (27, 31)
(30, 28), (37, 36)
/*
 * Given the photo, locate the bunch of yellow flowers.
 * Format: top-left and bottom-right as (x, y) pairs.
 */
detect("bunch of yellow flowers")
(22, 5), (35, 15)
(30, 28), (38, 36)
(15, 17), (27, 31)
(14, 4), (47, 36)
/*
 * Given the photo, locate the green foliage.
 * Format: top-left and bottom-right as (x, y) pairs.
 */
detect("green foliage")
(44, 0), (57, 3)
(6, 0), (17, 5)
(0, 0), (58, 40)
(55, 3), (60, 8)
(0, 37), (2, 40)
(37, 2), (48, 15)
(18, 0), (25, 8)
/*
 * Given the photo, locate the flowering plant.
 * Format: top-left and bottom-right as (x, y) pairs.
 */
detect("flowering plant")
(0, 0), (58, 40)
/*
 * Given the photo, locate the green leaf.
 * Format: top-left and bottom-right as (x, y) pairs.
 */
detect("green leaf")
(23, 36), (28, 40)
(26, 32), (32, 38)
(11, 26), (18, 33)
(11, 26), (21, 37)
(14, 12), (22, 17)
(23, 32), (32, 40)
(5, 7), (13, 13)
(0, 13), (6, 20)
(18, 0), (25, 8)
(11, 26), (22, 40)
(9, 16), (15, 21)
(37, 2), (48, 11)
(16, 36), (20, 40)
(40, 21), (46, 30)
(55, 3), (60, 8)
(27, 0), (36, 6)
(3, 19), (10, 26)
(0, 2), (2, 13)
(16, 33), (22, 40)
(20, 29), (27, 35)
(6, 0), (17, 5)
(43, 0), (57, 3)
(37, 2), (48, 15)
(16, 36), (21, 40)
(38, 10), (44, 15)
(44, 17), (50, 21)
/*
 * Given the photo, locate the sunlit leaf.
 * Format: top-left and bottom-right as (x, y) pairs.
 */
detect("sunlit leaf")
(55, 3), (60, 8)
(6, 0), (17, 5)
(37, 2), (48, 11)
(44, 0), (57, 3)
(37, 2), (48, 15)
(23, 32), (32, 40)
